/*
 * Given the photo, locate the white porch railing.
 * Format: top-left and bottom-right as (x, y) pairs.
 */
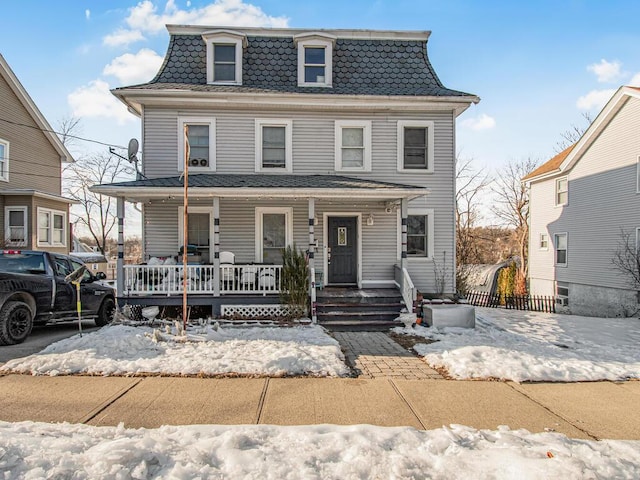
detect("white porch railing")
(123, 264), (283, 296)
(394, 264), (417, 312)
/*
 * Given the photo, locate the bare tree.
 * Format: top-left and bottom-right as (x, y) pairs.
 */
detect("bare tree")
(65, 153), (134, 254)
(455, 155), (492, 293)
(554, 112), (593, 153)
(612, 229), (640, 291)
(56, 115), (83, 150)
(491, 158), (538, 294)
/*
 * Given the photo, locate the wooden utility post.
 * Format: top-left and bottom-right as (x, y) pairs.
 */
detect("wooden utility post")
(182, 125), (189, 330)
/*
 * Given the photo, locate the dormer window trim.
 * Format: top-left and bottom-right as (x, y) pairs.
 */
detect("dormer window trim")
(294, 33), (336, 88)
(202, 30), (247, 85)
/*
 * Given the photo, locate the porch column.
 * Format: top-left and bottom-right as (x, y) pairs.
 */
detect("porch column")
(116, 196), (125, 298)
(308, 197), (317, 323)
(213, 196), (220, 297)
(400, 198), (408, 273)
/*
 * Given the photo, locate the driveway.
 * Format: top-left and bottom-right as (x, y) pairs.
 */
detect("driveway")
(0, 321), (98, 364)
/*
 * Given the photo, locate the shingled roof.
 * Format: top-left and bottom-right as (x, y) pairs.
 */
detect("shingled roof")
(522, 144), (576, 181)
(96, 174), (426, 190)
(114, 30), (474, 98)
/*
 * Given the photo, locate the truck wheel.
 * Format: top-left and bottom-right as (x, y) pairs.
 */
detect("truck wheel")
(95, 298), (115, 327)
(0, 301), (34, 346)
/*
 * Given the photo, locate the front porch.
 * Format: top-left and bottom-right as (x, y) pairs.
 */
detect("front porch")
(91, 174), (426, 322)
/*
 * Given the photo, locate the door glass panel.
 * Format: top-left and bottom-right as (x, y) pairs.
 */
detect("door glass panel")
(187, 213), (210, 247)
(263, 213), (286, 263)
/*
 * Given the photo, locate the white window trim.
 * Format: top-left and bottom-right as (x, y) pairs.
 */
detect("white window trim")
(255, 119), (293, 173)
(636, 155), (640, 194)
(4, 206), (28, 247)
(202, 31), (245, 85)
(397, 120), (435, 173)
(36, 207), (67, 248)
(177, 117), (216, 172)
(0, 138), (9, 182)
(334, 120), (372, 172)
(554, 232), (568, 267)
(295, 35), (334, 88)
(177, 206), (214, 250)
(539, 233), (549, 251)
(255, 207), (293, 262)
(397, 208), (435, 260)
(555, 176), (568, 206)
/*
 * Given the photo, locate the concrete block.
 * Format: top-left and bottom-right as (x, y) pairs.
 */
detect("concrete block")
(423, 304), (476, 328)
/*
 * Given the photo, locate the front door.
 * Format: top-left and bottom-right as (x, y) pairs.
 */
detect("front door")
(327, 216), (358, 285)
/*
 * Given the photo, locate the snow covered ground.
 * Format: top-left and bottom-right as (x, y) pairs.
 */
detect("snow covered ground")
(0, 323), (350, 377)
(395, 307), (640, 382)
(1, 421), (639, 479)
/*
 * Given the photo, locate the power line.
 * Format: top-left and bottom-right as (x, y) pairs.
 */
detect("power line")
(0, 117), (127, 149)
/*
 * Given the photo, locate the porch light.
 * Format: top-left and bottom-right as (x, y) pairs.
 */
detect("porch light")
(314, 214), (319, 225)
(366, 214), (374, 226)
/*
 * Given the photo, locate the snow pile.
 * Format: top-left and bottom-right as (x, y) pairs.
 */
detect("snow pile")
(394, 307), (640, 382)
(1, 421), (638, 479)
(0, 324), (350, 377)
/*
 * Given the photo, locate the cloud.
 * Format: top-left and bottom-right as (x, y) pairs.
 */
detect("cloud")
(587, 59), (623, 83)
(68, 80), (135, 125)
(628, 72), (640, 87)
(103, 28), (146, 47)
(103, 48), (164, 85)
(461, 114), (496, 131)
(576, 89), (616, 110)
(124, 0), (289, 35)
(85, 9), (91, 20)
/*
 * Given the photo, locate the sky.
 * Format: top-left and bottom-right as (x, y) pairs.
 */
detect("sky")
(2, 0), (640, 230)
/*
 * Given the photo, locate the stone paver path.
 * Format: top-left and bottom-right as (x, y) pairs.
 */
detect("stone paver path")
(332, 331), (442, 380)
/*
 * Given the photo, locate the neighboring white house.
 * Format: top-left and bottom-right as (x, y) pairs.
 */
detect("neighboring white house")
(91, 25), (478, 321)
(524, 86), (640, 317)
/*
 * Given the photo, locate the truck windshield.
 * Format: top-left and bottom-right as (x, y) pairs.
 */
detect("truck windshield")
(0, 252), (46, 274)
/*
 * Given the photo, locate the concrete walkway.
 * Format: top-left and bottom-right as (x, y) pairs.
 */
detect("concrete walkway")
(0, 374), (638, 440)
(332, 331), (442, 379)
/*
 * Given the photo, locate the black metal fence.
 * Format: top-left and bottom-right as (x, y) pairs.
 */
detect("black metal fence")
(465, 290), (556, 313)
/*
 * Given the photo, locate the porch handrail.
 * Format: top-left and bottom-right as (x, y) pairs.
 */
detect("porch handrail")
(394, 264), (417, 313)
(123, 264), (283, 296)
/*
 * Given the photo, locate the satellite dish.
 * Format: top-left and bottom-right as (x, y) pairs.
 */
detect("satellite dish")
(127, 138), (139, 163)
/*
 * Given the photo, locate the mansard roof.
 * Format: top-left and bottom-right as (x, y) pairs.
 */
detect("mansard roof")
(114, 26), (476, 99)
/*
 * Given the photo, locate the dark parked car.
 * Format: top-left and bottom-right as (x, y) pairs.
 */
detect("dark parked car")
(0, 250), (116, 345)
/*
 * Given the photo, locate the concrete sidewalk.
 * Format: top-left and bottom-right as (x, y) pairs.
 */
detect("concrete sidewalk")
(0, 374), (637, 440)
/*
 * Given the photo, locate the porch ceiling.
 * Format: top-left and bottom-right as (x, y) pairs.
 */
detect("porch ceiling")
(90, 174), (429, 202)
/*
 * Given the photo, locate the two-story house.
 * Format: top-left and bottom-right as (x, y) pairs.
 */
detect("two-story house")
(0, 54), (74, 254)
(92, 25), (478, 322)
(524, 86), (640, 317)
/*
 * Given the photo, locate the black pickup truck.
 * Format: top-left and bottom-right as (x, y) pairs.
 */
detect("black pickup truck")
(0, 250), (116, 346)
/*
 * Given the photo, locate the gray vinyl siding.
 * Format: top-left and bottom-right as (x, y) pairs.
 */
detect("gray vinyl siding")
(141, 106), (456, 293)
(0, 74), (62, 195)
(529, 96), (640, 294)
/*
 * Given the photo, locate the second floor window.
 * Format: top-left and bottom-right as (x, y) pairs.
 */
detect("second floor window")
(556, 177), (568, 206)
(187, 124), (210, 168)
(555, 233), (567, 266)
(213, 44), (236, 82)
(397, 121), (434, 172)
(178, 117), (215, 171)
(335, 120), (371, 171)
(0, 139), (9, 182)
(255, 119), (292, 172)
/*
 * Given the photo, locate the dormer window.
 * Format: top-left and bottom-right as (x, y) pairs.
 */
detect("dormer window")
(294, 32), (336, 87)
(202, 30), (247, 85)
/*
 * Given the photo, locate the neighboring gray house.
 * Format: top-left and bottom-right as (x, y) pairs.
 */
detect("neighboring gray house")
(92, 25), (478, 322)
(524, 86), (640, 317)
(0, 54), (74, 253)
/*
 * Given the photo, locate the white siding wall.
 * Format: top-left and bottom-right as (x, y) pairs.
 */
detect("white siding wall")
(141, 107), (456, 293)
(529, 96), (640, 295)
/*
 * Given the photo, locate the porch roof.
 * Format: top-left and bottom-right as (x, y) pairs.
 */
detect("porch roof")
(91, 174), (429, 201)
